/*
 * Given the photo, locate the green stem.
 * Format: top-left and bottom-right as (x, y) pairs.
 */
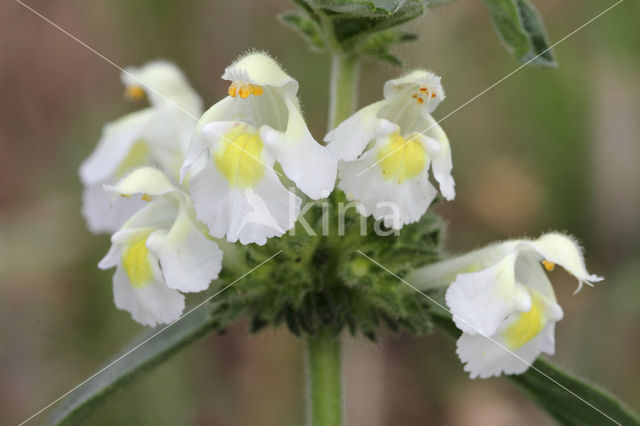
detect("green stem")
(303, 46), (360, 426)
(305, 332), (343, 426)
(328, 53), (360, 130)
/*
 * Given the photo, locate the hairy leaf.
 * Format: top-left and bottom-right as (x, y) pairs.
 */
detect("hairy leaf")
(279, 11), (326, 51)
(512, 359), (640, 426)
(46, 306), (224, 425)
(327, 0), (425, 48)
(481, 0), (556, 67)
(311, 0), (424, 17)
(427, 0), (462, 6)
(281, 0), (426, 55)
(433, 315), (640, 425)
(357, 29), (418, 64)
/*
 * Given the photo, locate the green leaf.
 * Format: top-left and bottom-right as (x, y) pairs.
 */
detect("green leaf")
(427, 0), (462, 6)
(290, 0), (317, 16)
(279, 11), (327, 51)
(46, 306), (223, 425)
(481, 0), (556, 67)
(433, 316), (640, 425)
(327, 0), (425, 48)
(512, 359), (640, 426)
(310, 0), (423, 17)
(284, 0), (426, 60)
(357, 29), (418, 65)
(514, 0), (555, 64)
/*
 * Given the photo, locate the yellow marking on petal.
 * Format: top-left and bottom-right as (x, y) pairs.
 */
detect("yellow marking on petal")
(115, 141), (150, 178)
(378, 133), (427, 183)
(214, 127), (265, 188)
(503, 294), (546, 350)
(430, 93), (437, 99)
(419, 87), (428, 93)
(122, 235), (153, 288)
(542, 260), (555, 271)
(120, 194), (131, 198)
(125, 85), (145, 100)
(141, 194), (152, 202)
(416, 97), (424, 104)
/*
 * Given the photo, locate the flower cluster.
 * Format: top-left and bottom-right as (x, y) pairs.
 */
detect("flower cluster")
(81, 51), (601, 380)
(81, 52), (454, 327)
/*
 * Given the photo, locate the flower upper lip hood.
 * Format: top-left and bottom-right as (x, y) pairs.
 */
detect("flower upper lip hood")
(103, 166), (179, 198)
(514, 233), (603, 293)
(221, 52), (299, 96)
(80, 60), (202, 187)
(383, 70), (445, 113)
(121, 60), (203, 116)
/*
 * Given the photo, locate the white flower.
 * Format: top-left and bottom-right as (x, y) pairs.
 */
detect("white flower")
(79, 61), (202, 234)
(406, 233), (602, 379)
(180, 52), (337, 246)
(325, 70), (454, 229)
(98, 167), (222, 327)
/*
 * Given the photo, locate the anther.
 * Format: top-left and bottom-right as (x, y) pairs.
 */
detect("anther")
(250, 84), (263, 96)
(125, 86), (145, 100)
(228, 82), (239, 97)
(239, 85), (251, 99)
(229, 82), (264, 99)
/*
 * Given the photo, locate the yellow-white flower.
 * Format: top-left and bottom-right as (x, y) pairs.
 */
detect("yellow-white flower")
(325, 70), (454, 229)
(98, 168), (222, 327)
(180, 52), (337, 246)
(406, 233), (602, 379)
(80, 61), (202, 234)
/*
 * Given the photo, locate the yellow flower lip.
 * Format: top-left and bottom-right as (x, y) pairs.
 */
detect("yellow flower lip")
(214, 126), (265, 188)
(122, 234), (153, 288)
(125, 85), (146, 100)
(503, 293), (546, 350)
(378, 133), (427, 183)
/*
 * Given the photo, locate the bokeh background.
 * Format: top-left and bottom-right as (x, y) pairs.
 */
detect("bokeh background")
(1, 0), (639, 424)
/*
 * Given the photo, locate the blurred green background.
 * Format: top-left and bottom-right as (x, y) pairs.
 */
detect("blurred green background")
(1, 0), (639, 424)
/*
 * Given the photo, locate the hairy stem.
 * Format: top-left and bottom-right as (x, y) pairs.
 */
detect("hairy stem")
(328, 53), (360, 131)
(302, 47), (360, 426)
(305, 332), (343, 426)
